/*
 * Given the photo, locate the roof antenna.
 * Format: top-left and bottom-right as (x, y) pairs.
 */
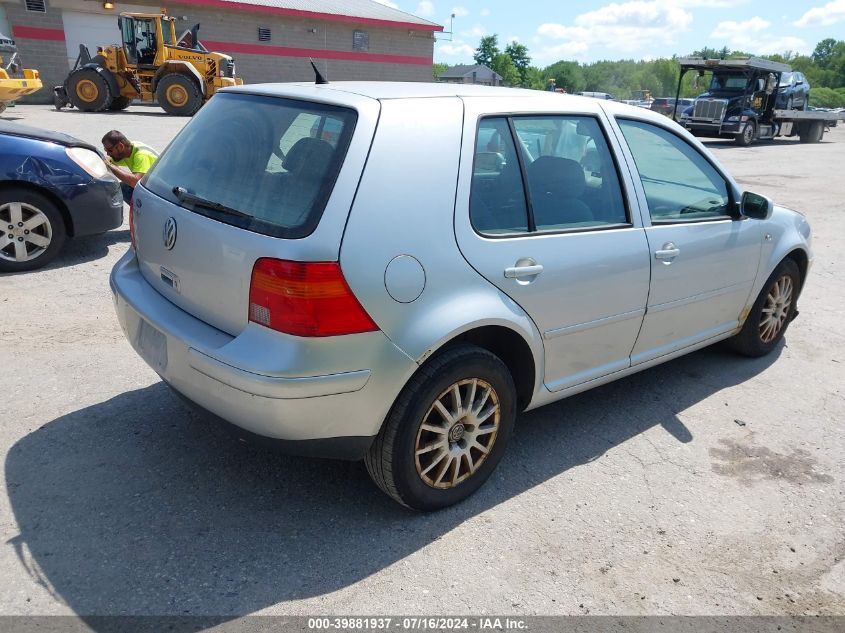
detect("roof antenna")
(309, 58), (329, 85)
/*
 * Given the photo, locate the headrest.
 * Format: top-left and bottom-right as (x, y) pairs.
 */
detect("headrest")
(283, 137), (334, 174)
(527, 156), (585, 198)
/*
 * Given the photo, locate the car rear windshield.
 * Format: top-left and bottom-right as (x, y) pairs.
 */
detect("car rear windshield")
(143, 92), (357, 239)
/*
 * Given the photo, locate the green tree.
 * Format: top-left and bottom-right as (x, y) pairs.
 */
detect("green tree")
(492, 52), (520, 86)
(505, 41), (531, 86)
(544, 60), (585, 93)
(523, 66), (546, 90)
(474, 35), (499, 68)
(432, 62), (449, 81)
(813, 38), (838, 67)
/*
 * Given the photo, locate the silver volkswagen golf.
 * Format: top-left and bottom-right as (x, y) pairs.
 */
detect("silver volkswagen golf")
(111, 82), (812, 510)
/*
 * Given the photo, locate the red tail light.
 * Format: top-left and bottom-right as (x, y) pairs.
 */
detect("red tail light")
(128, 198), (136, 251)
(248, 259), (378, 337)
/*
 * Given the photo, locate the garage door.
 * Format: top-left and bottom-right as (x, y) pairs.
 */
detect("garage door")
(62, 12), (122, 69)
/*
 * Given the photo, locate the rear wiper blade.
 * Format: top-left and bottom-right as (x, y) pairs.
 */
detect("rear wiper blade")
(172, 186), (251, 220)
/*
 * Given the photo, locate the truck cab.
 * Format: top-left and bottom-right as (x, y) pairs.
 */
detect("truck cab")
(676, 57), (785, 146)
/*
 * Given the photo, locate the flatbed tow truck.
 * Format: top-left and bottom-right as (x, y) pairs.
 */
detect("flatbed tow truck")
(674, 57), (845, 146)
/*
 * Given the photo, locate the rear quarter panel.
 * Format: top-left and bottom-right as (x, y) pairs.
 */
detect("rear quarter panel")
(340, 96), (543, 394)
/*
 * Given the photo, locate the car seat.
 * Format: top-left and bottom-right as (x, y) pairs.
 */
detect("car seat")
(526, 156), (592, 227)
(280, 137), (335, 223)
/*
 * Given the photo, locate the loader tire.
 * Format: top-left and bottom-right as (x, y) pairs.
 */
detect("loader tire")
(67, 68), (113, 112)
(108, 96), (131, 111)
(156, 74), (202, 116)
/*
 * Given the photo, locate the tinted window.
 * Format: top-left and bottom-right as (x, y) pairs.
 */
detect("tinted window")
(469, 117), (529, 235)
(144, 93), (356, 239)
(618, 119), (730, 222)
(512, 116), (627, 231)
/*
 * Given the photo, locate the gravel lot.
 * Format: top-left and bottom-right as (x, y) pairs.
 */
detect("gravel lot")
(1, 104), (843, 619)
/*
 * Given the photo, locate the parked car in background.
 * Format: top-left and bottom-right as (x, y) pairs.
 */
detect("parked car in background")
(776, 71), (810, 110)
(577, 91), (614, 100)
(650, 97), (677, 116)
(651, 98), (694, 119)
(111, 84), (812, 510)
(0, 122), (123, 272)
(673, 98), (694, 119)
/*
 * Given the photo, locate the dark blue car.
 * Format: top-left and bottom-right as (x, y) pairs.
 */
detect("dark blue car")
(776, 72), (810, 110)
(0, 121), (123, 272)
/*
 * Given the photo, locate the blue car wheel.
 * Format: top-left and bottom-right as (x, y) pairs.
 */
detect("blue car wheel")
(0, 187), (66, 272)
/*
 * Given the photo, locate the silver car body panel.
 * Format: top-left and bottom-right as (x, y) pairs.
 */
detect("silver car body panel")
(339, 96), (546, 395)
(110, 82), (813, 445)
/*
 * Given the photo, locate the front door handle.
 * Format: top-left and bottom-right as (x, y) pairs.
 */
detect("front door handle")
(504, 260), (544, 279)
(655, 242), (680, 261)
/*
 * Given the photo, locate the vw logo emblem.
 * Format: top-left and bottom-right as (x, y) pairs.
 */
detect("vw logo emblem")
(163, 217), (177, 250)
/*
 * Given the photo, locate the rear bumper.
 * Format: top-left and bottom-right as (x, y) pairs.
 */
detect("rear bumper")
(110, 251), (417, 454)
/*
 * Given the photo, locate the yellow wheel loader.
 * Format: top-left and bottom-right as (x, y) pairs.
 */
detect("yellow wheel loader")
(54, 12), (242, 116)
(0, 32), (42, 114)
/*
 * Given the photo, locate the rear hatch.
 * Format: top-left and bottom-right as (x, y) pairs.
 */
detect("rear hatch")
(134, 89), (379, 336)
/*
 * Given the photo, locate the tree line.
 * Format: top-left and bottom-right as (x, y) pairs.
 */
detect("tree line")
(434, 36), (845, 108)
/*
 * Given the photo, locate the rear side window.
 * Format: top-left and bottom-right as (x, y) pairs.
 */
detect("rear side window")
(470, 117), (529, 234)
(144, 93), (357, 239)
(470, 115), (627, 235)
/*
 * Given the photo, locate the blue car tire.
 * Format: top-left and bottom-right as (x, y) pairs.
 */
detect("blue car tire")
(0, 187), (67, 273)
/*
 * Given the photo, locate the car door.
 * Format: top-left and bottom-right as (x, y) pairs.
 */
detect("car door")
(613, 117), (764, 364)
(455, 105), (651, 392)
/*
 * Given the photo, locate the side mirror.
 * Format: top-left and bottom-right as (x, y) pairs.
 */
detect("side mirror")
(741, 191), (773, 220)
(795, 78), (804, 85)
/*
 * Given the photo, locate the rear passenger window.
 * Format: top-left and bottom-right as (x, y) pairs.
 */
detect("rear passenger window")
(470, 115), (627, 236)
(513, 116), (627, 231)
(470, 118), (529, 235)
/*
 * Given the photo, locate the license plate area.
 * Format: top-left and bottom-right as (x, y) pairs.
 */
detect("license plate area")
(137, 318), (168, 373)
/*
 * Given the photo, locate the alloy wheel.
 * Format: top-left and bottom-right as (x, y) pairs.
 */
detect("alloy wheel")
(0, 201), (53, 263)
(759, 275), (793, 343)
(414, 378), (501, 489)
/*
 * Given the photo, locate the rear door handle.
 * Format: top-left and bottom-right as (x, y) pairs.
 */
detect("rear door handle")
(504, 264), (544, 279)
(655, 242), (680, 261)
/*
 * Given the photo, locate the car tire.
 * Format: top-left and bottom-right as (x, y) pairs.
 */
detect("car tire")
(156, 74), (203, 116)
(729, 258), (800, 357)
(67, 68), (113, 112)
(735, 120), (756, 146)
(0, 188), (67, 273)
(365, 344), (517, 511)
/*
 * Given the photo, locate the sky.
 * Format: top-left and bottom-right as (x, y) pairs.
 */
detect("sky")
(373, 0), (845, 66)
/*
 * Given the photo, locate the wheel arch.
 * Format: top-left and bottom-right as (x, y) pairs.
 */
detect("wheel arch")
(404, 315), (541, 413)
(785, 247), (809, 293)
(0, 180), (74, 237)
(441, 325), (536, 410)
